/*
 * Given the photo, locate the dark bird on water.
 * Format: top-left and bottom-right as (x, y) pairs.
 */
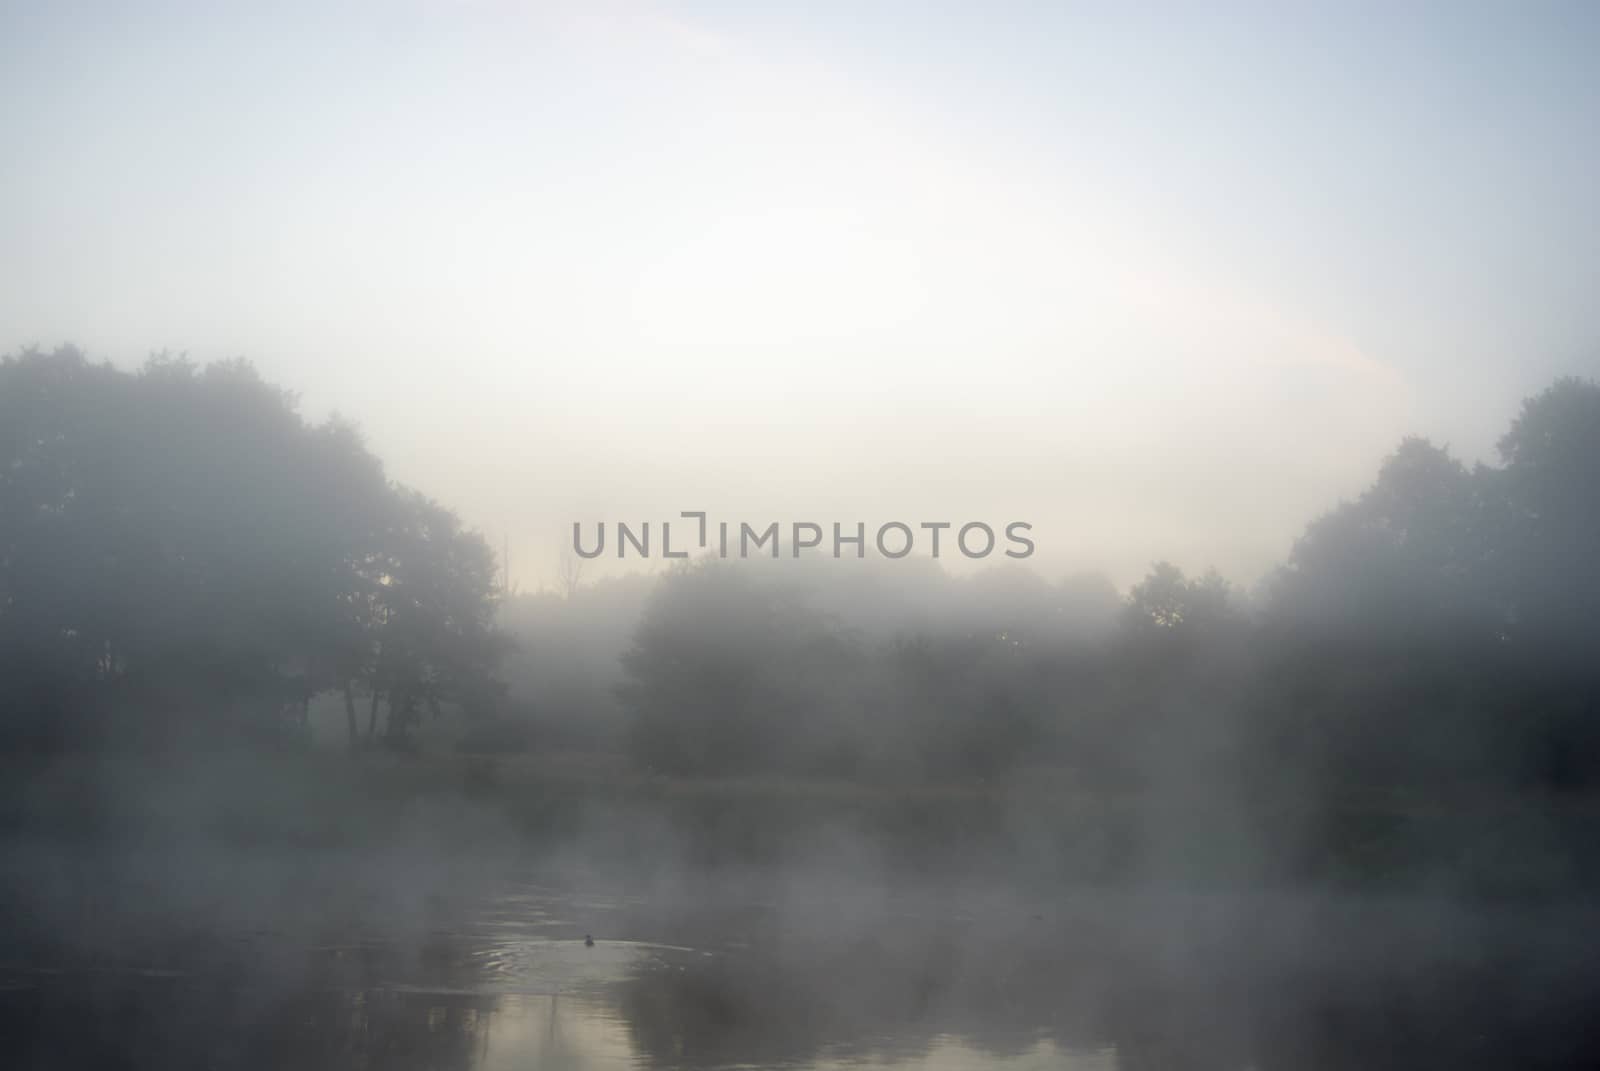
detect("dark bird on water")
(584, 934), (594, 947)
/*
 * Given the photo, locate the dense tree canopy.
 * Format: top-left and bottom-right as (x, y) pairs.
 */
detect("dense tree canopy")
(614, 377), (1600, 796)
(5, 346), (1598, 803)
(0, 346), (505, 750)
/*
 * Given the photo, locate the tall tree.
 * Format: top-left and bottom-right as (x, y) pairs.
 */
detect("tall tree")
(0, 346), (506, 750)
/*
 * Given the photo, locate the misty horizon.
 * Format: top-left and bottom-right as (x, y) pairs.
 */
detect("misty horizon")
(8, 2), (1600, 592)
(7, 339), (1584, 596)
(5, 4), (1600, 1070)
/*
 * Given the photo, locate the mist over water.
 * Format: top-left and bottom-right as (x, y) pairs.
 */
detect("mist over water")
(6, 3), (1600, 1068)
(3, 809), (1599, 1070)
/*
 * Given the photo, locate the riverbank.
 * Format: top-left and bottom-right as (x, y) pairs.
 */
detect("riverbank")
(1, 750), (1596, 902)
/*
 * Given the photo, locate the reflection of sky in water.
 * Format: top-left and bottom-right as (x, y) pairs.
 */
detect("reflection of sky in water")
(482, 991), (1117, 1071)
(0, 871), (1139, 1070)
(1, 862), (1596, 1070)
(438, 926), (1121, 1070)
(477, 992), (639, 1071)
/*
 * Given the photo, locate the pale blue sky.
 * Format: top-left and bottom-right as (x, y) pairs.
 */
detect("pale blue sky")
(4, 1), (1598, 588)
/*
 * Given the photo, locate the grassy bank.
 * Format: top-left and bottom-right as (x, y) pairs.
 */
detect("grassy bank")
(1, 750), (1596, 900)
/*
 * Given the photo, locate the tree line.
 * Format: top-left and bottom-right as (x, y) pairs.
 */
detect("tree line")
(0, 346), (505, 751)
(616, 377), (1600, 799)
(6, 342), (1600, 805)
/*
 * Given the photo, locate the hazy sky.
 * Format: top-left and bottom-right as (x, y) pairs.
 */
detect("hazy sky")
(5, 1), (1598, 590)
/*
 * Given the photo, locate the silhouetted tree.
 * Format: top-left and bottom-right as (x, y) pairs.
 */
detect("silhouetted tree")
(0, 345), (505, 751)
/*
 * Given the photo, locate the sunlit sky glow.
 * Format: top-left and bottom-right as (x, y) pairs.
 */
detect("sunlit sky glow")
(5, 1), (1598, 589)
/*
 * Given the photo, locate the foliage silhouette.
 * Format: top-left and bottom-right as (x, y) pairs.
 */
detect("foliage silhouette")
(0, 346), (505, 751)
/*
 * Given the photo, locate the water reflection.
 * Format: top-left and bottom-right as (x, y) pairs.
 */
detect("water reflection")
(0, 865), (1595, 1070)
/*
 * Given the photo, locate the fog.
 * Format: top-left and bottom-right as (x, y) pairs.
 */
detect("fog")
(8, 2), (1600, 587)
(5, 3), (1600, 1069)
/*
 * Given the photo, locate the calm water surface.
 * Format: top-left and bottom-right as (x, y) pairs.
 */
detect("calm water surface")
(0, 846), (1596, 1069)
